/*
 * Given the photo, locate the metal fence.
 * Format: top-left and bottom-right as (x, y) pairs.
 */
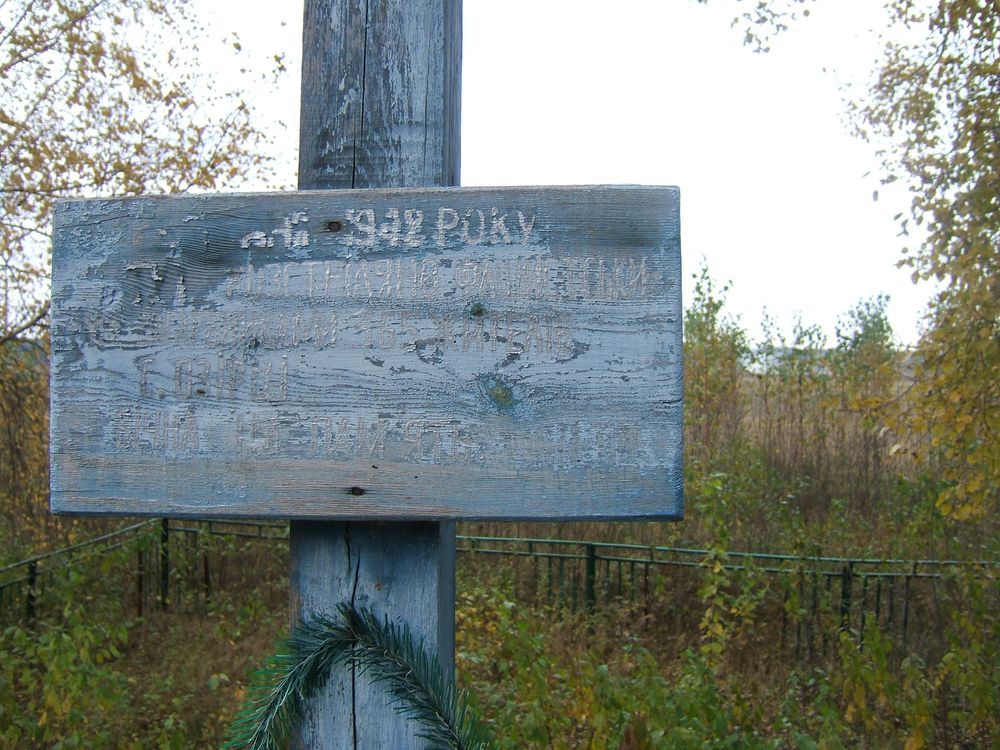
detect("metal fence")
(3, 523), (996, 662)
(0, 518), (288, 624)
(456, 535), (999, 659)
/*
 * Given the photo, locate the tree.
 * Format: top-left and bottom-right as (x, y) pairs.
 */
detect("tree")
(704, 0), (998, 519)
(1, 0), (274, 545)
(856, 1), (998, 519)
(683, 264), (750, 469)
(696, 0), (817, 52)
(1, 0), (272, 343)
(831, 296), (898, 511)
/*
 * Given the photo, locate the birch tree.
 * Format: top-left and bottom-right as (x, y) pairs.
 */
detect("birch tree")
(706, 0), (998, 519)
(1, 0), (272, 343)
(858, 0), (999, 519)
(0, 0), (274, 544)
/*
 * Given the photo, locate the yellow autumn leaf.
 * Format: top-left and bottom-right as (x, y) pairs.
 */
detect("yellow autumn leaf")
(904, 728), (925, 750)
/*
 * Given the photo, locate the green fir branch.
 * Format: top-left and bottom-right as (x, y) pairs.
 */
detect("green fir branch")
(224, 602), (494, 750)
(222, 612), (354, 750)
(341, 604), (492, 749)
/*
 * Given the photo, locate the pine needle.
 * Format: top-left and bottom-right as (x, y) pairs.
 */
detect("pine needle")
(224, 602), (494, 750)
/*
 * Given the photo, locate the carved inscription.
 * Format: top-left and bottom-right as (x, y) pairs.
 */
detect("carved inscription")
(240, 212), (311, 252)
(145, 308), (572, 357)
(310, 417), (388, 458)
(227, 255), (654, 303)
(160, 311), (338, 351)
(234, 206), (538, 258)
(111, 407), (200, 454)
(69, 200), (673, 477)
(173, 356), (289, 402)
(51, 186), (683, 519)
(149, 415), (654, 472)
(235, 414), (282, 456)
(339, 206), (537, 252)
(348, 309), (573, 357)
(136, 355), (289, 402)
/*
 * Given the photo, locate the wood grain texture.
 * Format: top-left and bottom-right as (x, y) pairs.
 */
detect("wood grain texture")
(289, 521), (455, 748)
(50, 186), (682, 521)
(298, 0), (461, 189)
(293, 2), (461, 746)
(48, 2), (681, 745)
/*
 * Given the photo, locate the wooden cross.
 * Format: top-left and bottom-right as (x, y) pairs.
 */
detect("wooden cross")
(49, 1), (681, 746)
(293, 2), (460, 744)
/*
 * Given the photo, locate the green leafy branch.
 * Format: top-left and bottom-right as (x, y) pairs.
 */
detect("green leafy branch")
(224, 602), (494, 750)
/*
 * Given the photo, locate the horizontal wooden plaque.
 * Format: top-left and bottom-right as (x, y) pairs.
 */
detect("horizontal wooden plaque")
(50, 185), (682, 520)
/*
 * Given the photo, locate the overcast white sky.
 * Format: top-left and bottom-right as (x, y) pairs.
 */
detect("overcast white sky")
(200, 0), (933, 346)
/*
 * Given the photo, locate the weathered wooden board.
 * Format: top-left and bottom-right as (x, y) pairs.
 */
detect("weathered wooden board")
(294, 1), (463, 745)
(299, 0), (461, 189)
(50, 185), (682, 520)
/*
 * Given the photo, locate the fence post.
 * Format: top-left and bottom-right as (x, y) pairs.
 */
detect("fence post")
(823, 574), (834, 654)
(840, 563), (853, 632)
(887, 575), (896, 636)
(585, 543), (597, 613)
(644, 546), (655, 607)
(808, 569), (818, 659)
(795, 567), (804, 658)
(159, 518), (170, 611)
(859, 575), (870, 649)
(137, 547), (145, 618)
(780, 582), (788, 651)
(874, 576), (882, 630)
(26, 560), (37, 620)
(527, 540), (535, 601)
(558, 556), (566, 610)
(902, 562), (916, 648)
(202, 545), (211, 607)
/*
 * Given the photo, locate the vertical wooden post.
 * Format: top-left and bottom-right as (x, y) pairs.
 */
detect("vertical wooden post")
(292, 0), (460, 746)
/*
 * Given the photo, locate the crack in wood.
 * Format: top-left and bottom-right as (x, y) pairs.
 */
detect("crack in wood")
(353, 0), (371, 190)
(347, 523), (360, 749)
